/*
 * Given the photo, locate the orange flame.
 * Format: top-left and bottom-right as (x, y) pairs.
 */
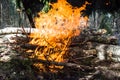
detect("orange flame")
(29, 0), (89, 72)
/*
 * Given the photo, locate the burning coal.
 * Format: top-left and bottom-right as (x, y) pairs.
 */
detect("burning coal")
(29, 0), (89, 72)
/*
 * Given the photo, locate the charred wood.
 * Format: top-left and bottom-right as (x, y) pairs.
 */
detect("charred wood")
(31, 58), (93, 70)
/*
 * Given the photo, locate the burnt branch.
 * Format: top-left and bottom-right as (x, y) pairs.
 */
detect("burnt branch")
(32, 59), (93, 70)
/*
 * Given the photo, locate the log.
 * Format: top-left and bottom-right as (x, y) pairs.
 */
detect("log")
(70, 41), (120, 62)
(88, 35), (118, 45)
(73, 28), (119, 45)
(96, 43), (120, 62)
(0, 27), (118, 45)
(0, 27), (38, 35)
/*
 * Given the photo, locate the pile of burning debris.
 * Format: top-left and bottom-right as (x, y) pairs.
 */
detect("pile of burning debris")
(0, 27), (120, 80)
(1, 0), (120, 80)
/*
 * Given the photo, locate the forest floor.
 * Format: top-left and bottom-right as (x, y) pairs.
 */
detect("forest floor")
(0, 29), (120, 80)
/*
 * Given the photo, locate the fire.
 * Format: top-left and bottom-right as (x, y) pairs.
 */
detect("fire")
(29, 0), (89, 72)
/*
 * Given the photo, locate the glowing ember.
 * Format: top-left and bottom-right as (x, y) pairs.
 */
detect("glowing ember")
(29, 0), (89, 72)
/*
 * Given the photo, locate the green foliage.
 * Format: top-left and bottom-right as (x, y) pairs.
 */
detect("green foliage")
(16, 0), (51, 13)
(26, 8), (32, 15)
(39, 0), (51, 12)
(42, 1), (50, 12)
(99, 13), (113, 34)
(16, 0), (23, 9)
